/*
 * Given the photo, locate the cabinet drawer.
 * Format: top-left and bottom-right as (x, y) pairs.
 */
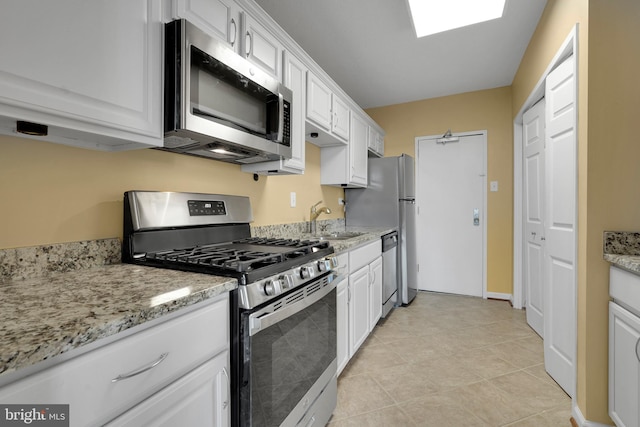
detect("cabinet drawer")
(610, 266), (640, 316)
(349, 240), (381, 273)
(0, 296), (228, 427)
(335, 252), (349, 277)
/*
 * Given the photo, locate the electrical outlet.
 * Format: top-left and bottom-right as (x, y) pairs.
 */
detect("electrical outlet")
(490, 181), (499, 192)
(290, 192), (296, 207)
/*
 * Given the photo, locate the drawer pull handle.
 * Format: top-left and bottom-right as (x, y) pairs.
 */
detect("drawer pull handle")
(111, 352), (169, 383)
(636, 338), (640, 363)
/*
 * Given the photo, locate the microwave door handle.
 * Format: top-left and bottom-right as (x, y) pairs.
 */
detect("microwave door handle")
(276, 93), (284, 143)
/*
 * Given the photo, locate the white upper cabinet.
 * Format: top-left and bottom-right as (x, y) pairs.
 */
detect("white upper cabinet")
(368, 125), (384, 157)
(332, 96), (350, 141)
(242, 13), (283, 81)
(306, 73), (332, 132)
(0, 0), (163, 151)
(305, 71), (349, 146)
(242, 51), (306, 175)
(320, 111), (367, 188)
(350, 112), (368, 186)
(172, 0), (242, 52)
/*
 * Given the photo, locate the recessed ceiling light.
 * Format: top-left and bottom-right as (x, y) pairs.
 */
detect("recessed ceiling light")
(407, 0), (506, 38)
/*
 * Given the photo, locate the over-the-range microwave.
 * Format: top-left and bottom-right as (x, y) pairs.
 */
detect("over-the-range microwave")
(162, 19), (292, 164)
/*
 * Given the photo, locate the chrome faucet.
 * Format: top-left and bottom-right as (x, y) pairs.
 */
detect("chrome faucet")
(309, 201), (331, 234)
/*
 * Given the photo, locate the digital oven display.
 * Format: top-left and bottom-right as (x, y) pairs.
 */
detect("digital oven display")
(187, 200), (226, 216)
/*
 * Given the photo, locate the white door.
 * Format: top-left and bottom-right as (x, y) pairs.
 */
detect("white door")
(416, 133), (486, 297)
(523, 99), (546, 338)
(543, 55), (576, 398)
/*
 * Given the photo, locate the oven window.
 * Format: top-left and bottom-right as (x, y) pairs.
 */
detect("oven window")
(189, 46), (269, 136)
(245, 287), (336, 427)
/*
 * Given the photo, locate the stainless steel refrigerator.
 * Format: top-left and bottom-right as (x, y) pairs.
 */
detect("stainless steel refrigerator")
(345, 154), (418, 305)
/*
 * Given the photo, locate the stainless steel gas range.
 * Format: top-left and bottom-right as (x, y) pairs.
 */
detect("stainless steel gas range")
(122, 191), (339, 427)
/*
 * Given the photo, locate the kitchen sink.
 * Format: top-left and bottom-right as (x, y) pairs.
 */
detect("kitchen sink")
(317, 231), (365, 240)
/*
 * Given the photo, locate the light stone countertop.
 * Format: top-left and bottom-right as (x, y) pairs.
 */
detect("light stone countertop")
(0, 225), (389, 382)
(0, 264), (236, 379)
(604, 231), (640, 275)
(257, 226), (396, 253)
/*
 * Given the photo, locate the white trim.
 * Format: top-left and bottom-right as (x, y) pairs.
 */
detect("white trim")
(572, 403), (614, 427)
(486, 292), (512, 301)
(415, 130), (487, 299)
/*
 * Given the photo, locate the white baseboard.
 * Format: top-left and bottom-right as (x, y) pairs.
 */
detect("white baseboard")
(572, 403), (614, 427)
(485, 292), (512, 301)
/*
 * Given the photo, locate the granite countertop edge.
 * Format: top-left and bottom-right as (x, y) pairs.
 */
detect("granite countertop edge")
(603, 231), (640, 275)
(0, 264), (237, 379)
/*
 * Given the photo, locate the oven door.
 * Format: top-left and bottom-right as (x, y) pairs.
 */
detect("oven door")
(240, 273), (338, 427)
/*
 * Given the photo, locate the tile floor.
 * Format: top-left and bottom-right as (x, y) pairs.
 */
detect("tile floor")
(328, 291), (572, 426)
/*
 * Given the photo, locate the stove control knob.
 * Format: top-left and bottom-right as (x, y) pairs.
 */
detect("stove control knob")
(279, 274), (294, 290)
(300, 266), (315, 280)
(263, 279), (282, 296)
(327, 256), (339, 269)
(317, 260), (329, 272)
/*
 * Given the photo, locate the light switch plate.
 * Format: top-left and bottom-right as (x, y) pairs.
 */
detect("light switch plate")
(290, 192), (296, 207)
(490, 181), (499, 192)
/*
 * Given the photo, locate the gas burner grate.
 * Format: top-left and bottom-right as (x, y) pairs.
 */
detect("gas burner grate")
(147, 244), (290, 273)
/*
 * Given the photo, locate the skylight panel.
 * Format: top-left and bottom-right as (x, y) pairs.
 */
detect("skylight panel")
(407, 0), (506, 38)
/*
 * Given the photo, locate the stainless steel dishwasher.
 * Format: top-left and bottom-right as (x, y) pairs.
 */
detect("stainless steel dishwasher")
(381, 230), (399, 318)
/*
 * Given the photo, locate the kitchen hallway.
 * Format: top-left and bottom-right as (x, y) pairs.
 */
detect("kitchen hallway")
(328, 292), (572, 426)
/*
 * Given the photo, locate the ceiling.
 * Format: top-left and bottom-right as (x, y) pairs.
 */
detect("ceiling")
(254, 0), (547, 109)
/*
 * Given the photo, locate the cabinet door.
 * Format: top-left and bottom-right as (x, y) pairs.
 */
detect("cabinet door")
(349, 266), (370, 356)
(173, 0), (241, 52)
(367, 126), (384, 157)
(609, 302), (640, 427)
(107, 351), (229, 427)
(369, 257), (383, 331)
(243, 13), (282, 81)
(331, 95), (350, 142)
(349, 112), (369, 186)
(336, 277), (349, 376)
(241, 50), (306, 175)
(306, 72), (332, 131)
(282, 51), (306, 171)
(0, 0), (163, 150)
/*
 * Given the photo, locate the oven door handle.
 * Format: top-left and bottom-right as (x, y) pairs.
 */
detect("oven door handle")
(249, 276), (340, 336)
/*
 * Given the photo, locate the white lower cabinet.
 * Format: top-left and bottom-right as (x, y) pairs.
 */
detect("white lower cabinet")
(0, 295), (229, 427)
(609, 265), (640, 427)
(106, 350), (229, 427)
(336, 240), (382, 376)
(369, 256), (383, 331)
(609, 302), (640, 427)
(349, 265), (371, 356)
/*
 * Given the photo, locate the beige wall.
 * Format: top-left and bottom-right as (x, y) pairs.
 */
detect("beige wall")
(0, 136), (344, 249)
(511, 0), (594, 420)
(511, 0), (640, 423)
(585, 0), (640, 423)
(366, 87), (514, 295)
